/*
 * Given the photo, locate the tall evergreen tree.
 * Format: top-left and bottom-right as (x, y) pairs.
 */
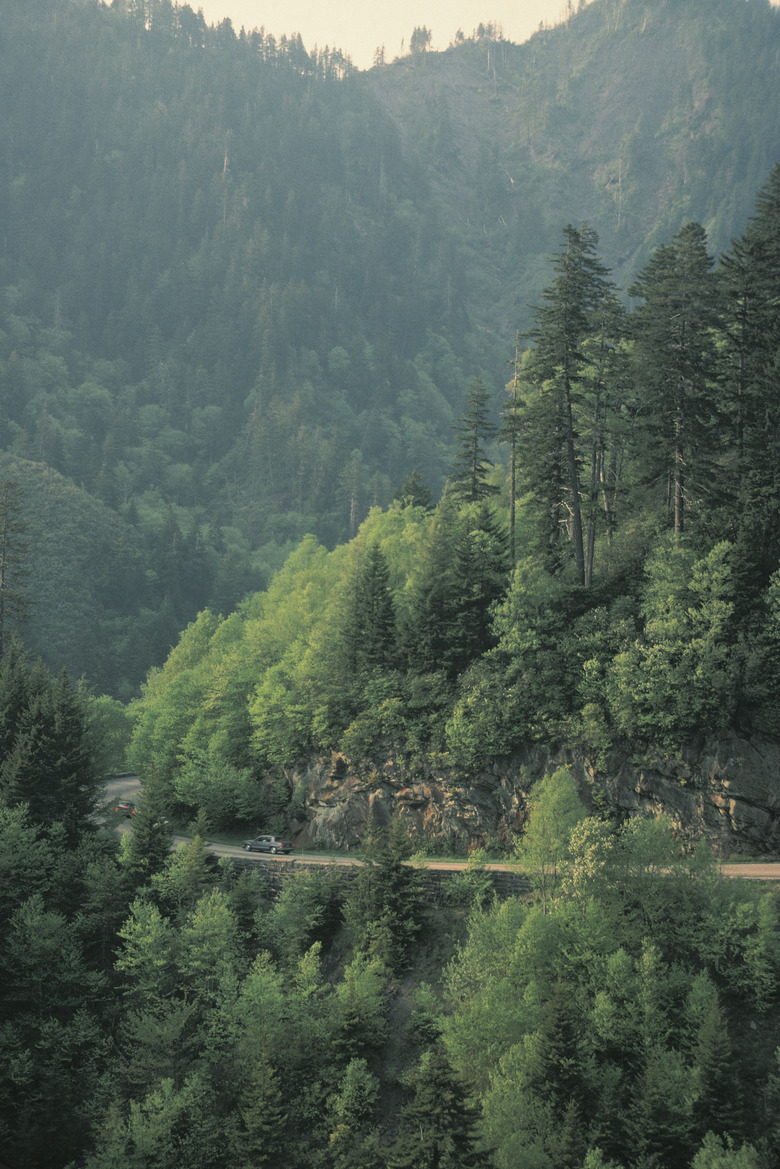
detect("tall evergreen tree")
(629, 222), (722, 539)
(387, 1044), (484, 1169)
(0, 479), (31, 657)
(229, 1055), (287, 1169)
(0, 652), (101, 838)
(119, 765), (174, 890)
(719, 163), (780, 582)
(690, 990), (742, 1147)
(402, 493), (462, 677)
(522, 225), (618, 583)
(500, 337), (524, 565)
(449, 377), (498, 504)
(344, 542), (398, 677)
(393, 470), (433, 510)
(449, 502), (509, 675)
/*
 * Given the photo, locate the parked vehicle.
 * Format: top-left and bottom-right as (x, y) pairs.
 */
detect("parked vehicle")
(114, 801), (136, 817)
(242, 835), (294, 855)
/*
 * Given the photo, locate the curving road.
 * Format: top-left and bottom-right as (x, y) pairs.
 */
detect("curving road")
(103, 776), (780, 879)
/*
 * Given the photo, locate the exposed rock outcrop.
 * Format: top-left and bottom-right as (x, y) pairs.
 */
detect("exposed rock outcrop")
(596, 731), (780, 856)
(289, 730), (780, 858)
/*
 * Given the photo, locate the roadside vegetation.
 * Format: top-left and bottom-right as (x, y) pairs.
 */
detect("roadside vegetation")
(1, 669), (779, 1168)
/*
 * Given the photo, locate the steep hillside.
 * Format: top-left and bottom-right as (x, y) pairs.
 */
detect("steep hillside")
(0, 455), (150, 694)
(1, 0), (779, 691)
(365, 0), (780, 332)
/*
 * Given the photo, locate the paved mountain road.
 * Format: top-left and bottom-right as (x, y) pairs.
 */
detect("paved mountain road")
(102, 776), (780, 879)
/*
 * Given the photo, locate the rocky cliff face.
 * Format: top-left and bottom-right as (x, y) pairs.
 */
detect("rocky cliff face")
(291, 753), (528, 853)
(597, 731), (780, 856)
(291, 731), (780, 858)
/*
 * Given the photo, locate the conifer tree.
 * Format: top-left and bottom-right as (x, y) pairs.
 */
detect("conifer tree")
(393, 469), (433, 510)
(0, 480), (31, 658)
(387, 1044), (484, 1169)
(629, 222), (721, 538)
(119, 766), (174, 890)
(345, 542), (398, 677)
(691, 990), (742, 1146)
(0, 654), (101, 838)
(720, 163), (780, 582)
(402, 493), (463, 677)
(522, 225), (618, 583)
(501, 337), (524, 564)
(449, 377), (498, 504)
(449, 502), (509, 674)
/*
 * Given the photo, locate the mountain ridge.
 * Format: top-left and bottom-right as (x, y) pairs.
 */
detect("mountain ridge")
(1, 0), (779, 690)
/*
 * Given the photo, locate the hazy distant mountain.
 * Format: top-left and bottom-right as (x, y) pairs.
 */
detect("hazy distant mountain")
(1, 0), (778, 690)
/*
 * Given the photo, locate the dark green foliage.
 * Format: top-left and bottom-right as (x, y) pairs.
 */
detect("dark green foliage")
(0, 479), (31, 655)
(393, 469), (434, 509)
(229, 1055), (287, 1169)
(449, 503), (510, 675)
(629, 222), (722, 537)
(0, 454), (151, 696)
(119, 765), (174, 890)
(521, 225), (620, 583)
(719, 164), (780, 586)
(689, 989), (744, 1148)
(344, 543), (398, 677)
(387, 1045), (485, 1169)
(0, 643), (102, 838)
(343, 817), (424, 972)
(401, 493), (464, 677)
(449, 377), (499, 504)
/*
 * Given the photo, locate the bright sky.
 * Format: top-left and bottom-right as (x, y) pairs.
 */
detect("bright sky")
(195, 0), (588, 69)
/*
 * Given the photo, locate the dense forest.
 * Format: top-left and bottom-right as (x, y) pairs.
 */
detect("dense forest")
(1, 0), (780, 693)
(3, 1), (780, 1166)
(118, 167), (780, 848)
(2, 655), (780, 1169)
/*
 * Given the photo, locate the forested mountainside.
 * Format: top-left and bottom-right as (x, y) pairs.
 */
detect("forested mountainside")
(1, 0), (780, 692)
(3, 654), (780, 1169)
(4, 8), (780, 1164)
(124, 163), (780, 858)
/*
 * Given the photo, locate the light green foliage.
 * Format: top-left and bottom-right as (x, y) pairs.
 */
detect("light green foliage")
(177, 889), (240, 1005)
(84, 1073), (223, 1169)
(326, 1058), (384, 1169)
(606, 539), (737, 744)
(149, 835), (217, 918)
(88, 694), (135, 774)
(232, 952), (288, 1065)
(692, 885), (780, 1012)
(582, 1151), (625, 1169)
(517, 768), (587, 909)
(173, 745), (262, 830)
(333, 952), (389, 1057)
(116, 900), (178, 1011)
(126, 609), (222, 783)
(690, 1133), (762, 1169)
(256, 865), (342, 967)
(443, 813), (779, 1169)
